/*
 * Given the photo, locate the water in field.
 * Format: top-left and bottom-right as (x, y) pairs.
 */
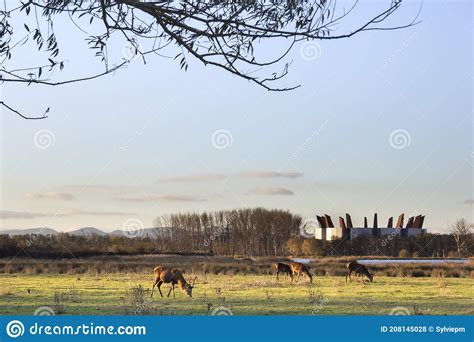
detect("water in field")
(291, 258), (313, 264)
(358, 259), (470, 264)
(290, 258), (470, 264)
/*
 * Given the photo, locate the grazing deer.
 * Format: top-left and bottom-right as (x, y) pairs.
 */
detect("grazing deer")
(151, 266), (196, 298)
(289, 262), (313, 283)
(346, 261), (373, 282)
(274, 262), (293, 281)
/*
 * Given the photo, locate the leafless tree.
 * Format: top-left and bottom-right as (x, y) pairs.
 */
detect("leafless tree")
(152, 208), (301, 256)
(1, 0), (420, 119)
(450, 219), (473, 258)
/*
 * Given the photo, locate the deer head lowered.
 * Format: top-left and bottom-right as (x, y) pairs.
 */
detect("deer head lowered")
(151, 266), (197, 298)
(346, 261), (373, 283)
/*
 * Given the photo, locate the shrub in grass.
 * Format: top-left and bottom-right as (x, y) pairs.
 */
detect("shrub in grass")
(410, 269), (426, 277)
(436, 277), (447, 289)
(53, 290), (67, 314)
(431, 269), (445, 278)
(122, 285), (155, 315)
(399, 249), (411, 258)
(446, 270), (460, 278)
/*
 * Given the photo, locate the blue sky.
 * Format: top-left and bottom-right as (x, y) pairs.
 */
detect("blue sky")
(1, 1), (472, 233)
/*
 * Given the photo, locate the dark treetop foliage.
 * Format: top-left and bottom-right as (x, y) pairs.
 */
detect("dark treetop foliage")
(0, 231), (468, 259)
(0, 0), (419, 119)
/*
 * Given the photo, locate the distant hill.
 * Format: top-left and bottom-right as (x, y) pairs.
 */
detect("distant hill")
(68, 227), (108, 236)
(110, 228), (157, 238)
(0, 227), (173, 238)
(0, 228), (58, 236)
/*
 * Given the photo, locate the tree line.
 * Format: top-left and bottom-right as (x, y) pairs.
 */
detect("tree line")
(153, 208), (302, 257)
(0, 210), (471, 258)
(0, 208), (302, 258)
(286, 233), (471, 258)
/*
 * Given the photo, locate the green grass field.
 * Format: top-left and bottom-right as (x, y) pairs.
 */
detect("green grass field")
(0, 273), (473, 315)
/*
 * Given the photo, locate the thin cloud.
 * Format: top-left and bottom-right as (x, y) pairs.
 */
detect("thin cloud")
(25, 192), (76, 201)
(0, 210), (50, 219)
(62, 209), (136, 216)
(465, 199), (474, 204)
(159, 173), (227, 182)
(239, 171), (303, 179)
(115, 195), (205, 202)
(61, 184), (137, 192)
(0, 209), (135, 219)
(158, 171), (303, 182)
(250, 187), (295, 196)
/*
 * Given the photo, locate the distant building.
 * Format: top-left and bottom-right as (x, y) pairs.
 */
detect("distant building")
(313, 213), (426, 240)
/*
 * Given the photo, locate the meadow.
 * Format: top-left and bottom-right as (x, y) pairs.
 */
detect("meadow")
(1, 272), (473, 316)
(2, 255), (472, 277)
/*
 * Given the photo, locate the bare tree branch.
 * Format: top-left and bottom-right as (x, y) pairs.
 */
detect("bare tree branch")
(0, 101), (48, 120)
(0, 0), (421, 119)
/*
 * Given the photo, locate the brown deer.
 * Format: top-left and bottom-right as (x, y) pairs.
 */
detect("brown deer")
(346, 261), (373, 282)
(274, 262), (293, 281)
(289, 262), (313, 283)
(150, 266), (196, 298)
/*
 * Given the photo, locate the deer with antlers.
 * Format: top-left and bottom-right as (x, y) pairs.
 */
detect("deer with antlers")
(151, 266), (196, 298)
(289, 262), (313, 283)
